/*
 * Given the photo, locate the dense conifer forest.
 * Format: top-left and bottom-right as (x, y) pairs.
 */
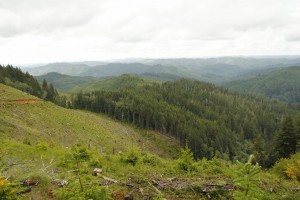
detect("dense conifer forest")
(69, 78), (299, 166)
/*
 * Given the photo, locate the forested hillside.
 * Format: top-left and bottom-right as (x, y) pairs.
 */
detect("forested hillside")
(70, 79), (296, 166)
(70, 74), (156, 93)
(35, 72), (98, 92)
(225, 66), (300, 103)
(0, 65), (67, 106)
(0, 65), (45, 98)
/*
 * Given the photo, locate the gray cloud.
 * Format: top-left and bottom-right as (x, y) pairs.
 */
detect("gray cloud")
(0, 0), (300, 64)
(0, 0), (100, 37)
(285, 35), (300, 42)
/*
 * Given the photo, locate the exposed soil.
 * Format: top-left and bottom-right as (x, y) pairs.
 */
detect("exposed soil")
(0, 99), (44, 104)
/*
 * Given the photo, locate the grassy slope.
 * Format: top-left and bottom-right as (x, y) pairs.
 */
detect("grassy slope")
(0, 83), (182, 198)
(225, 66), (300, 103)
(69, 74), (157, 93)
(0, 84), (179, 158)
(0, 84), (40, 100)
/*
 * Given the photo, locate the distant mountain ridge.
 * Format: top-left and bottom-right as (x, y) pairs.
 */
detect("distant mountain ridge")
(25, 56), (300, 83)
(26, 62), (92, 76)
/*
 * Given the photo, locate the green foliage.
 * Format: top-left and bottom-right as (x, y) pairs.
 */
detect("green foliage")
(141, 153), (163, 166)
(153, 193), (165, 200)
(233, 155), (262, 200)
(293, 114), (300, 152)
(198, 157), (231, 175)
(0, 176), (17, 200)
(71, 144), (90, 163)
(121, 148), (140, 166)
(0, 154), (16, 199)
(53, 179), (111, 200)
(272, 152), (300, 180)
(22, 133), (31, 145)
(275, 117), (297, 159)
(54, 145), (111, 199)
(35, 141), (49, 151)
(177, 146), (196, 172)
(253, 135), (266, 167)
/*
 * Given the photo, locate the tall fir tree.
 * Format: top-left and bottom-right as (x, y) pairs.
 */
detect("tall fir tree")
(275, 117), (297, 159)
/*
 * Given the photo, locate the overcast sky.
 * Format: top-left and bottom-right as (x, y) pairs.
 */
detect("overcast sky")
(1, 0), (300, 65)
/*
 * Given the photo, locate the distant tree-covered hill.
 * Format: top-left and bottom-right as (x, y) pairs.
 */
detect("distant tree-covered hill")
(225, 66), (300, 103)
(25, 62), (92, 76)
(35, 72), (98, 92)
(70, 74), (156, 93)
(25, 57), (300, 83)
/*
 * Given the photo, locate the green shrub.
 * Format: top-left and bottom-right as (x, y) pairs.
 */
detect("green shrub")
(198, 157), (231, 175)
(272, 152), (300, 180)
(35, 142), (49, 151)
(54, 181), (111, 200)
(141, 153), (163, 166)
(233, 155), (262, 200)
(177, 146), (196, 172)
(153, 193), (165, 200)
(22, 133), (31, 145)
(121, 148), (140, 166)
(0, 176), (18, 200)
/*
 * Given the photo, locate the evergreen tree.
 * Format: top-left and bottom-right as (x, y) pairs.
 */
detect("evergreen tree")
(253, 135), (266, 167)
(234, 155), (261, 199)
(42, 79), (48, 90)
(294, 115), (300, 152)
(275, 117), (297, 159)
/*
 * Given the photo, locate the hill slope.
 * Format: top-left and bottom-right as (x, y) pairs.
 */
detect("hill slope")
(70, 74), (157, 93)
(35, 72), (98, 92)
(225, 66), (300, 103)
(1, 84), (299, 199)
(0, 84), (179, 158)
(71, 79), (295, 162)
